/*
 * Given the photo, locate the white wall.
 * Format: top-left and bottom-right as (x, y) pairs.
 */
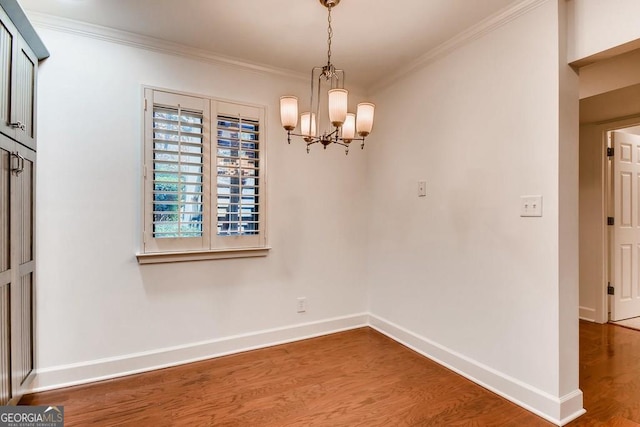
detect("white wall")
(366, 0), (582, 423)
(578, 123), (605, 323)
(568, 0), (640, 65)
(578, 48), (640, 99)
(36, 0), (640, 423)
(33, 24), (369, 388)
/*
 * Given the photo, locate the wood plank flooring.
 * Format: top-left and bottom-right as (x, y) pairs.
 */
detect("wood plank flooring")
(566, 321), (640, 426)
(18, 321), (640, 426)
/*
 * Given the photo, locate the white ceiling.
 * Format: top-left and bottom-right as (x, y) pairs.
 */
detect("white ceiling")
(621, 125), (640, 135)
(18, 0), (519, 89)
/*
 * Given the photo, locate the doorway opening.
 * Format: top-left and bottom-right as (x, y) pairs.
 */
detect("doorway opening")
(579, 108), (640, 325)
(607, 125), (640, 326)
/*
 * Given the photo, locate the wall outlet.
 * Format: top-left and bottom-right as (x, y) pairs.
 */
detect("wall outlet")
(520, 195), (542, 217)
(297, 297), (307, 313)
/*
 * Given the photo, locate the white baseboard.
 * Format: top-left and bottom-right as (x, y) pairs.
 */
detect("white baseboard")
(579, 306), (597, 322)
(368, 314), (585, 426)
(30, 312), (586, 426)
(30, 313), (369, 393)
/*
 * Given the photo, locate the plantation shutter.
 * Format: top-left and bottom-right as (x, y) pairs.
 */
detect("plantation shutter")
(216, 115), (260, 235)
(213, 102), (265, 249)
(152, 106), (204, 238)
(143, 89), (210, 253)
(141, 89), (266, 260)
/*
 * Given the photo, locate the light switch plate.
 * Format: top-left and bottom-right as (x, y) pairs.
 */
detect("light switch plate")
(418, 181), (427, 197)
(520, 195), (542, 217)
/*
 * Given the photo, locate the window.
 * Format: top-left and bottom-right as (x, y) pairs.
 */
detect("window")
(138, 88), (268, 264)
(216, 115), (260, 236)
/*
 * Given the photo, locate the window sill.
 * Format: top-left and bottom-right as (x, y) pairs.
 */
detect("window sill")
(136, 247), (271, 265)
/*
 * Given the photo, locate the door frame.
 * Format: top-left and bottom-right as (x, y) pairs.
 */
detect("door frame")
(595, 117), (640, 323)
(607, 125), (640, 321)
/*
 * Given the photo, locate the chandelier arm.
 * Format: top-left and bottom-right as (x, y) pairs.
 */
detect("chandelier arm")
(338, 136), (365, 142)
(326, 127), (339, 138)
(286, 131), (320, 140)
(287, 133), (365, 143)
(287, 131), (367, 154)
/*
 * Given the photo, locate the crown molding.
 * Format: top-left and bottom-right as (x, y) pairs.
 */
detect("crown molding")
(25, 11), (309, 83)
(25, 0), (546, 94)
(369, 0), (549, 94)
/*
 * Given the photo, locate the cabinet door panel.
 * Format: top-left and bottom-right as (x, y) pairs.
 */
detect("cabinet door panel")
(0, 8), (37, 149)
(11, 146), (34, 396)
(14, 40), (36, 150)
(11, 270), (32, 391)
(0, 140), (9, 272)
(0, 282), (9, 405)
(0, 12), (16, 141)
(17, 152), (32, 264)
(0, 138), (11, 405)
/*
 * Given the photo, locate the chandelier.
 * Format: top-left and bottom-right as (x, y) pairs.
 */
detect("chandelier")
(279, 0), (375, 155)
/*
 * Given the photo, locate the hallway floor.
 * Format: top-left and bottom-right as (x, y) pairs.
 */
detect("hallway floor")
(568, 320), (640, 426)
(611, 316), (640, 331)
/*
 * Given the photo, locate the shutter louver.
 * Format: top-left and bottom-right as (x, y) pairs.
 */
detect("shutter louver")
(216, 115), (260, 236)
(152, 106), (204, 238)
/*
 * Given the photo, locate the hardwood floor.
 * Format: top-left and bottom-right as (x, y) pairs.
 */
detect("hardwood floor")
(566, 321), (640, 426)
(19, 322), (640, 426)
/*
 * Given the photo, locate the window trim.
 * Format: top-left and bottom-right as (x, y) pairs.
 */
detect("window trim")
(137, 86), (269, 264)
(136, 247), (270, 265)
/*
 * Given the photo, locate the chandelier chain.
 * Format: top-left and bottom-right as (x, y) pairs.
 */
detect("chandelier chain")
(327, 6), (333, 66)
